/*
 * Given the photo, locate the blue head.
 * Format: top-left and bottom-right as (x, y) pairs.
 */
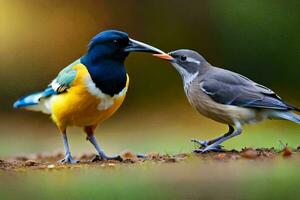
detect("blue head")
(81, 30), (163, 96)
(82, 30), (163, 65)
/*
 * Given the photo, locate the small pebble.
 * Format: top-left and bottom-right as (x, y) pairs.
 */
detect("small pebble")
(24, 160), (37, 166)
(165, 157), (177, 163)
(121, 151), (139, 162)
(230, 154), (240, 160)
(241, 148), (258, 159)
(108, 163), (116, 167)
(121, 151), (135, 159)
(47, 164), (55, 169)
(214, 153), (226, 160)
(147, 152), (160, 160)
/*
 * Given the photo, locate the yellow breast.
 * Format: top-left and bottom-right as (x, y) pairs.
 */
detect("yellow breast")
(51, 64), (129, 130)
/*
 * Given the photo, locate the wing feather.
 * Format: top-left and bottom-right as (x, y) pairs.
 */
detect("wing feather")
(200, 68), (294, 110)
(49, 59), (80, 94)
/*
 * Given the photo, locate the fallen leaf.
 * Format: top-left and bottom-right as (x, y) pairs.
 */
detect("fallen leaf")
(282, 147), (292, 157)
(241, 148), (258, 159)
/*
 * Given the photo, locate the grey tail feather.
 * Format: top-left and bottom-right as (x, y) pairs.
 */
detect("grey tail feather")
(270, 111), (300, 124)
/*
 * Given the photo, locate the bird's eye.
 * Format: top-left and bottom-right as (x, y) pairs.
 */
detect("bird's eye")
(113, 39), (118, 44)
(180, 56), (187, 61)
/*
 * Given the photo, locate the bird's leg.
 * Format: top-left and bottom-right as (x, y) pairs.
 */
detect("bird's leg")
(192, 125), (234, 150)
(84, 126), (123, 162)
(60, 131), (79, 164)
(194, 122), (242, 153)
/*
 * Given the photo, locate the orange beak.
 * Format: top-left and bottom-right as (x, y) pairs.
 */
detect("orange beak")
(153, 53), (174, 61)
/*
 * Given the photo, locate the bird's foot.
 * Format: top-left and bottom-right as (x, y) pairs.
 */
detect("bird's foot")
(59, 155), (79, 164)
(91, 154), (123, 162)
(193, 143), (225, 153)
(137, 153), (146, 158)
(191, 139), (210, 148)
(191, 139), (223, 149)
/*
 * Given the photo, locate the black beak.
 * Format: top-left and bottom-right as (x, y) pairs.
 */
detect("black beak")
(124, 38), (164, 54)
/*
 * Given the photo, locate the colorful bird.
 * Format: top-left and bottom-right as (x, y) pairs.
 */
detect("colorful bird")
(14, 30), (164, 163)
(154, 49), (300, 153)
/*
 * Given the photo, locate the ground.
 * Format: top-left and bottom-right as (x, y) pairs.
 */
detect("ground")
(0, 147), (297, 171)
(1, 111), (300, 199)
(1, 147), (300, 200)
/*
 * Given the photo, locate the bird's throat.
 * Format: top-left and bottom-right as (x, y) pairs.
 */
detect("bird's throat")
(82, 57), (127, 97)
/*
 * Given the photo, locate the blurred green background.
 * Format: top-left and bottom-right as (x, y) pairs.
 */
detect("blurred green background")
(1, 0), (300, 111)
(1, 0), (300, 199)
(0, 0), (300, 155)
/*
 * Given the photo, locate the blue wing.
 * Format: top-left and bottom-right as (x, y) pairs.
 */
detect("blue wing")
(13, 59), (80, 112)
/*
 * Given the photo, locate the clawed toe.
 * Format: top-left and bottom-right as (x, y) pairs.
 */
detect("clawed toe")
(137, 153), (146, 158)
(91, 155), (102, 162)
(191, 139), (223, 150)
(60, 156), (79, 164)
(191, 139), (209, 148)
(193, 149), (207, 153)
(193, 145), (225, 154)
(110, 155), (123, 162)
(91, 155), (123, 162)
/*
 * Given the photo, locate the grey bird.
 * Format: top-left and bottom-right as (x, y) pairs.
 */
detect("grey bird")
(154, 49), (300, 153)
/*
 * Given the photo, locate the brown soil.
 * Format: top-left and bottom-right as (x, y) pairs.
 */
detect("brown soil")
(1, 147), (299, 171)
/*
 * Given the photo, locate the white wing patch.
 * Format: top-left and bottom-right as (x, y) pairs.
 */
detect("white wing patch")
(50, 79), (60, 91)
(85, 76), (127, 111)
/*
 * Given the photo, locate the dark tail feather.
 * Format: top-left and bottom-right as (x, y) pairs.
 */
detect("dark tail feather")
(285, 102), (300, 112)
(293, 107), (300, 112)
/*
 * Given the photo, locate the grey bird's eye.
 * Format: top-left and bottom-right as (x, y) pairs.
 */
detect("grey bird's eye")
(180, 56), (187, 61)
(113, 39), (118, 44)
